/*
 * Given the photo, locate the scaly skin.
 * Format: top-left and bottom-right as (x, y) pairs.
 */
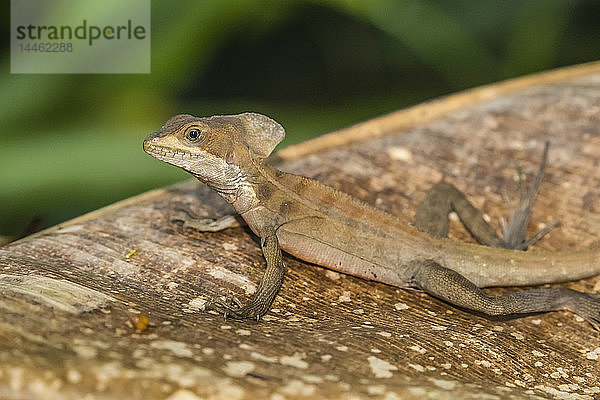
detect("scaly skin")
(143, 113), (600, 329)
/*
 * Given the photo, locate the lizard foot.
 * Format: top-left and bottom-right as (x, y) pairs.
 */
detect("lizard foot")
(182, 215), (241, 232)
(511, 220), (561, 251)
(501, 142), (560, 250)
(171, 209), (242, 232)
(563, 290), (600, 331)
(205, 297), (268, 321)
(169, 205), (241, 232)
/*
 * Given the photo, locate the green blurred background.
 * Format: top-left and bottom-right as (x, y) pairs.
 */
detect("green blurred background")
(1, 0), (599, 241)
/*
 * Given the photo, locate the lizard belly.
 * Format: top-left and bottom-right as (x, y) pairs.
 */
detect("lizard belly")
(276, 223), (409, 287)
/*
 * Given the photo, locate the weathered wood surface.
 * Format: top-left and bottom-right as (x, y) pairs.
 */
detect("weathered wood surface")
(2, 62), (600, 400)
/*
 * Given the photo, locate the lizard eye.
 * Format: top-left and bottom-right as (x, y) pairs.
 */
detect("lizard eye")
(186, 128), (202, 142)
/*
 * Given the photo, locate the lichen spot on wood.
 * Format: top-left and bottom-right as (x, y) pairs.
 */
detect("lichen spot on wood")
(0, 274), (115, 314)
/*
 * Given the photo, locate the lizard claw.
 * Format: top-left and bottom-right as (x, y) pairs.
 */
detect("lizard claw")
(205, 297), (268, 320)
(501, 142), (559, 250)
(512, 220), (561, 250)
(170, 208), (242, 232)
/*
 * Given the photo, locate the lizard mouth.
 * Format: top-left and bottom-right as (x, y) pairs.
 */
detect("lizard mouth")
(143, 140), (195, 161)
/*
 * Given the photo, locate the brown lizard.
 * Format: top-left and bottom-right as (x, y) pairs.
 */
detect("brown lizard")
(143, 113), (600, 329)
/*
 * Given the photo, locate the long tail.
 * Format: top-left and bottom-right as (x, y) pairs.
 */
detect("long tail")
(439, 240), (600, 288)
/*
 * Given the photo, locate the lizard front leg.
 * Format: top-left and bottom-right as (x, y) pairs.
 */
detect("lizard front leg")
(207, 234), (286, 320)
(406, 259), (600, 330)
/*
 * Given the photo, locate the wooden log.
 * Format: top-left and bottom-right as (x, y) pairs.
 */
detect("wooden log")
(2, 62), (600, 400)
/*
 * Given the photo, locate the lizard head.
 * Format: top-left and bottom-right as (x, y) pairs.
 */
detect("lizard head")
(143, 112), (285, 190)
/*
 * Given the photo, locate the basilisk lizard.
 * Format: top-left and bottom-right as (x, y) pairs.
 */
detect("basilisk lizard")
(143, 113), (600, 329)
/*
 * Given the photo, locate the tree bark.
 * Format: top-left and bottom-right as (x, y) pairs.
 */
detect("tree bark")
(2, 62), (600, 400)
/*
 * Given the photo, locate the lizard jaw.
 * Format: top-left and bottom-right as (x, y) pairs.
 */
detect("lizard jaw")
(143, 141), (196, 162)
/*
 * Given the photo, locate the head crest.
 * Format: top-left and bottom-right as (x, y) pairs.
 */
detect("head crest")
(235, 113), (285, 158)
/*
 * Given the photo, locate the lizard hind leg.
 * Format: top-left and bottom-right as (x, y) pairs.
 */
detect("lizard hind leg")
(407, 259), (600, 330)
(415, 142), (559, 250)
(414, 181), (508, 248)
